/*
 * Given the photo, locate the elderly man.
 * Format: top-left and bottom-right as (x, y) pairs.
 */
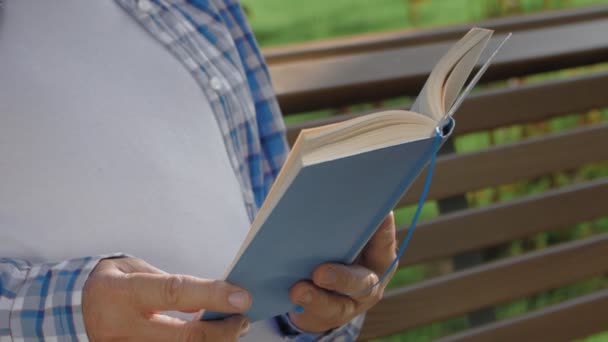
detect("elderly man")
(0, 1), (397, 341)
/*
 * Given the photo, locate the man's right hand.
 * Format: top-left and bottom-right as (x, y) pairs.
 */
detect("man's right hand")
(83, 257), (251, 341)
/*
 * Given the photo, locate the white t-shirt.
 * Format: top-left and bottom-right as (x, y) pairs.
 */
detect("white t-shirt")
(0, 1), (280, 339)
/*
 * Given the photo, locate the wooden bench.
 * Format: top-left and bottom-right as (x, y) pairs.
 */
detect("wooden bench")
(264, 5), (608, 341)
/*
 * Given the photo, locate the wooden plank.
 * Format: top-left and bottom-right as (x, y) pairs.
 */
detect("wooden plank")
(396, 123), (608, 207)
(264, 5), (608, 64)
(436, 289), (608, 342)
(286, 71), (608, 145)
(359, 234), (608, 340)
(271, 19), (608, 114)
(451, 72), (608, 135)
(398, 178), (608, 266)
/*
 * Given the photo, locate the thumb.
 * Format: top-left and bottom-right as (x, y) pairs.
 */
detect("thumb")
(123, 273), (252, 313)
(362, 211), (398, 275)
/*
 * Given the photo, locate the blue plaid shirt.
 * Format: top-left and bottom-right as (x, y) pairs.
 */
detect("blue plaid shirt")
(0, 0), (362, 340)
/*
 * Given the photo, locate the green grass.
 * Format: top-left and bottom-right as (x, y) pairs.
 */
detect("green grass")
(242, 0), (608, 340)
(583, 332), (608, 342)
(242, 0), (608, 47)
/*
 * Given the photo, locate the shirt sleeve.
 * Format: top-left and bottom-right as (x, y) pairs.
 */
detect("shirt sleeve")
(0, 254), (123, 341)
(274, 312), (365, 342)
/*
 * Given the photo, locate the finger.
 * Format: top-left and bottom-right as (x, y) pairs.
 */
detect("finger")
(139, 315), (187, 342)
(116, 257), (168, 274)
(312, 263), (380, 302)
(123, 273), (251, 313)
(141, 314), (249, 342)
(93, 257), (166, 279)
(362, 212), (398, 275)
(290, 281), (358, 327)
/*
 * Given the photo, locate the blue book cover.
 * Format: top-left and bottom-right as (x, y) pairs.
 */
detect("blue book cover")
(203, 122), (453, 322)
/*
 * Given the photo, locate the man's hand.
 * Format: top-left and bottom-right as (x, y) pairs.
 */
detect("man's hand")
(83, 257), (251, 341)
(289, 212), (398, 333)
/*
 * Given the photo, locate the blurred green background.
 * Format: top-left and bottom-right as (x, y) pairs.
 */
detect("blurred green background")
(242, 0), (607, 46)
(241, 0), (608, 341)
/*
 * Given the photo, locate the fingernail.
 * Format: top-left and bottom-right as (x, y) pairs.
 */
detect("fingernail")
(240, 320), (250, 336)
(297, 290), (312, 305)
(321, 268), (336, 286)
(228, 291), (249, 309)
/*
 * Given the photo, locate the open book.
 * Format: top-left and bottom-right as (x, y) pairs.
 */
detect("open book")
(203, 28), (508, 322)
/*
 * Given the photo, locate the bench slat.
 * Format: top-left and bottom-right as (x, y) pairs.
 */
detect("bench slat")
(436, 289), (608, 342)
(397, 123), (608, 207)
(398, 178), (608, 266)
(286, 71), (608, 145)
(360, 233), (608, 340)
(264, 5), (608, 64)
(271, 18), (608, 114)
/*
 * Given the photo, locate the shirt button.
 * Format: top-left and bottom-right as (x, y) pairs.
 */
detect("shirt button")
(137, 0), (154, 13)
(210, 77), (223, 92)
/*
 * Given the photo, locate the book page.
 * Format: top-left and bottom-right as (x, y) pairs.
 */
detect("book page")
(410, 28), (489, 119)
(442, 37), (490, 111)
(440, 33), (512, 126)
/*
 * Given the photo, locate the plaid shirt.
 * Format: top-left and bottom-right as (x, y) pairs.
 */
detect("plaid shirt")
(0, 0), (362, 341)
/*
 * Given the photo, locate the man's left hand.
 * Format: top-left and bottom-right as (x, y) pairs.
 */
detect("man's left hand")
(288, 212), (398, 333)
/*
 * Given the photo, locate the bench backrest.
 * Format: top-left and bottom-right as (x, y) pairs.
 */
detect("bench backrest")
(264, 5), (608, 341)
